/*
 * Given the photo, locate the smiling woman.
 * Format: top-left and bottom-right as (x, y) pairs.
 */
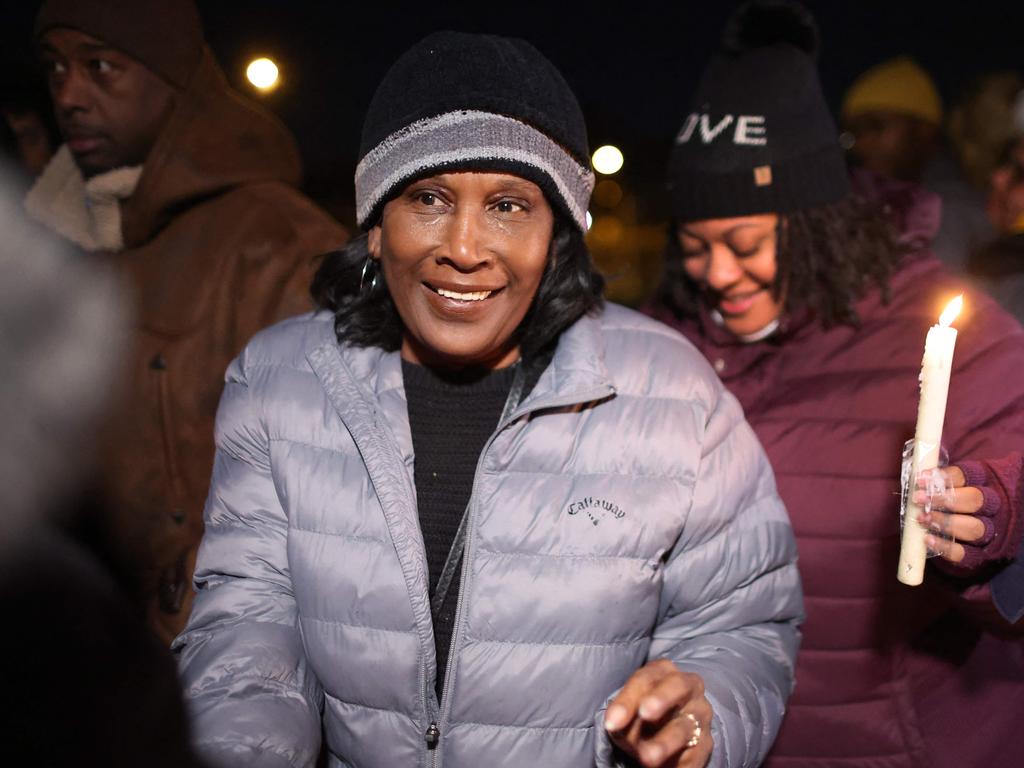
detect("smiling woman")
(647, 3), (1024, 767)
(311, 189), (598, 369)
(676, 213), (781, 338)
(174, 29), (803, 768)
(369, 172), (553, 369)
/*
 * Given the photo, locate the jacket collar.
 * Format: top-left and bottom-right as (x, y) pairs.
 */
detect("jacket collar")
(689, 301), (817, 382)
(24, 145), (142, 253)
(310, 309), (616, 424)
(514, 310), (615, 417)
(303, 309), (616, 674)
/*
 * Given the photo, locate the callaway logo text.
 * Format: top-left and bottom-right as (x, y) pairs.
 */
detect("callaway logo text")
(567, 497), (626, 526)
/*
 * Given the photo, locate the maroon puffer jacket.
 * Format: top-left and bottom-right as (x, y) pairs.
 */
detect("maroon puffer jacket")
(649, 184), (1024, 767)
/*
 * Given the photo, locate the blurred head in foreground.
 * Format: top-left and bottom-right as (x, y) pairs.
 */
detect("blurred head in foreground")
(0, 162), (125, 547)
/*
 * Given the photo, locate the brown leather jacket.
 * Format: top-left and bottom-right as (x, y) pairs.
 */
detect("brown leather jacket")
(41, 50), (346, 643)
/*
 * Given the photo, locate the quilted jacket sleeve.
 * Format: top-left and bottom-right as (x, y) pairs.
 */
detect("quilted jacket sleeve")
(596, 384), (803, 768)
(172, 351), (323, 768)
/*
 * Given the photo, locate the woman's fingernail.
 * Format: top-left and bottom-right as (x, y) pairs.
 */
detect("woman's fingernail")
(926, 534), (938, 549)
(605, 705), (627, 731)
(645, 744), (664, 763)
(913, 491), (927, 504)
(638, 699), (660, 720)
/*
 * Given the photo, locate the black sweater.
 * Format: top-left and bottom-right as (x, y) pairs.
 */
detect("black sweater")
(402, 360), (517, 697)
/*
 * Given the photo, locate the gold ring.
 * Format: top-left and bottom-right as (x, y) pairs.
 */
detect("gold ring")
(683, 712), (702, 748)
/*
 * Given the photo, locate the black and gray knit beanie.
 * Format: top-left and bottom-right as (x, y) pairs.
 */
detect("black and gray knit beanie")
(669, 0), (849, 221)
(355, 31), (594, 232)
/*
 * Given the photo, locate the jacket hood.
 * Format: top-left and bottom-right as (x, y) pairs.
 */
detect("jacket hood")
(120, 47), (302, 248)
(849, 167), (941, 254)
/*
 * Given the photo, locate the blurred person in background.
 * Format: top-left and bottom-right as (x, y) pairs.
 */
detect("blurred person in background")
(174, 30), (802, 768)
(968, 88), (1024, 321)
(947, 71), (1023, 193)
(0, 163), (206, 768)
(843, 56), (943, 182)
(843, 56), (994, 272)
(0, 59), (59, 186)
(650, 2), (1024, 766)
(25, 0), (347, 644)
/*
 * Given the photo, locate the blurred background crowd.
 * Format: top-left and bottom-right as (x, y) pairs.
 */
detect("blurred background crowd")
(4, 0), (1024, 311)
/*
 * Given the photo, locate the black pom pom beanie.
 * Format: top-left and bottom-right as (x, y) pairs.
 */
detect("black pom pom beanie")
(669, 0), (849, 222)
(355, 31), (594, 232)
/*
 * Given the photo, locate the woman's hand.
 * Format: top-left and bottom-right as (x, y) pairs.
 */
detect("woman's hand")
(917, 465), (996, 566)
(604, 659), (713, 768)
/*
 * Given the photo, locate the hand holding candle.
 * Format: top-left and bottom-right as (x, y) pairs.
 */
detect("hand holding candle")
(898, 295), (963, 586)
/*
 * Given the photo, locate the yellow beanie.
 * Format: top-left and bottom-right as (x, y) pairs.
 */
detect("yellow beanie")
(842, 56), (943, 126)
(1013, 211), (1024, 235)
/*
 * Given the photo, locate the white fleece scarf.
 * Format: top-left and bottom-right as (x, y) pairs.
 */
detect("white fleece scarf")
(710, 308), (780, 343)
(25, 145), (143, 253)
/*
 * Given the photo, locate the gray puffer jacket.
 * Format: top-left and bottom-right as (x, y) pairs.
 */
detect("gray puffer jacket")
(174, 304), (803, 768)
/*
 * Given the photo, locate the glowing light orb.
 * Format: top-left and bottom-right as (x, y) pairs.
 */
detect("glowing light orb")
(592, 145), (624, 175)
(246, 57), (280, 91)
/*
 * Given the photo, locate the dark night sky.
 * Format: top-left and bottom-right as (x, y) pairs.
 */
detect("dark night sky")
(3, 1), (1023, 221)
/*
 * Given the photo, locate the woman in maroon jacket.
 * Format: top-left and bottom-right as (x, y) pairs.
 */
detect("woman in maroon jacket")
(648, 3), (1024, 767)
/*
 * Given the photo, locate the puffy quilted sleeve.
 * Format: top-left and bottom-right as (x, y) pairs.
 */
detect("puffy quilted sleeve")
(172, 350), (323, 768)
(597, 385), (803, 767)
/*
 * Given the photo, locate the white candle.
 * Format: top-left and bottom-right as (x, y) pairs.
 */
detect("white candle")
(898, 295), (963, 586)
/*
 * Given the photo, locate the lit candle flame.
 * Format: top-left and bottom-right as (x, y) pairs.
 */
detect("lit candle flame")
(938, 295), (963, 327)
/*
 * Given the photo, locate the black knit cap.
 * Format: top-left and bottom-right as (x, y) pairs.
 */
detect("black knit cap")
(669, 0), (849, 222)
(35, 0), (203, 90)
(354, 31), (594, 232)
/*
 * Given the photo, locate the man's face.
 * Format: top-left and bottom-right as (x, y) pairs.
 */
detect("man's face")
(988, 138), (1024, 233)
(39, 27), (178, 178)
(845, 110), (937, 182)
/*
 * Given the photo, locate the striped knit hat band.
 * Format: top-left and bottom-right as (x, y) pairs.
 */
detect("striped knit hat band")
(355, 110), (594, 232)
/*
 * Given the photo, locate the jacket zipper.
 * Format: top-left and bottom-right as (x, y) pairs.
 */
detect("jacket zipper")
(424, 383), (615, 767)
(426, 420), (497, 768)
(424, 722), (440, 749)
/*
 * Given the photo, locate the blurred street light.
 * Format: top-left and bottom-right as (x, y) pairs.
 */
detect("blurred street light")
(593, 179), (623, 208)
(592, 145), (624, 175)
(246, 57), (280, 92)
(588, 214), (625, 246)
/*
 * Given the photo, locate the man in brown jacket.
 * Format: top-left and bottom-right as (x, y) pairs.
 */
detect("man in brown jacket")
(25, 0), (346, 643)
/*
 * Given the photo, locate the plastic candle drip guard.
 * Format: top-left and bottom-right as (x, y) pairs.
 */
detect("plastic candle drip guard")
(900, 439), (956, 557)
